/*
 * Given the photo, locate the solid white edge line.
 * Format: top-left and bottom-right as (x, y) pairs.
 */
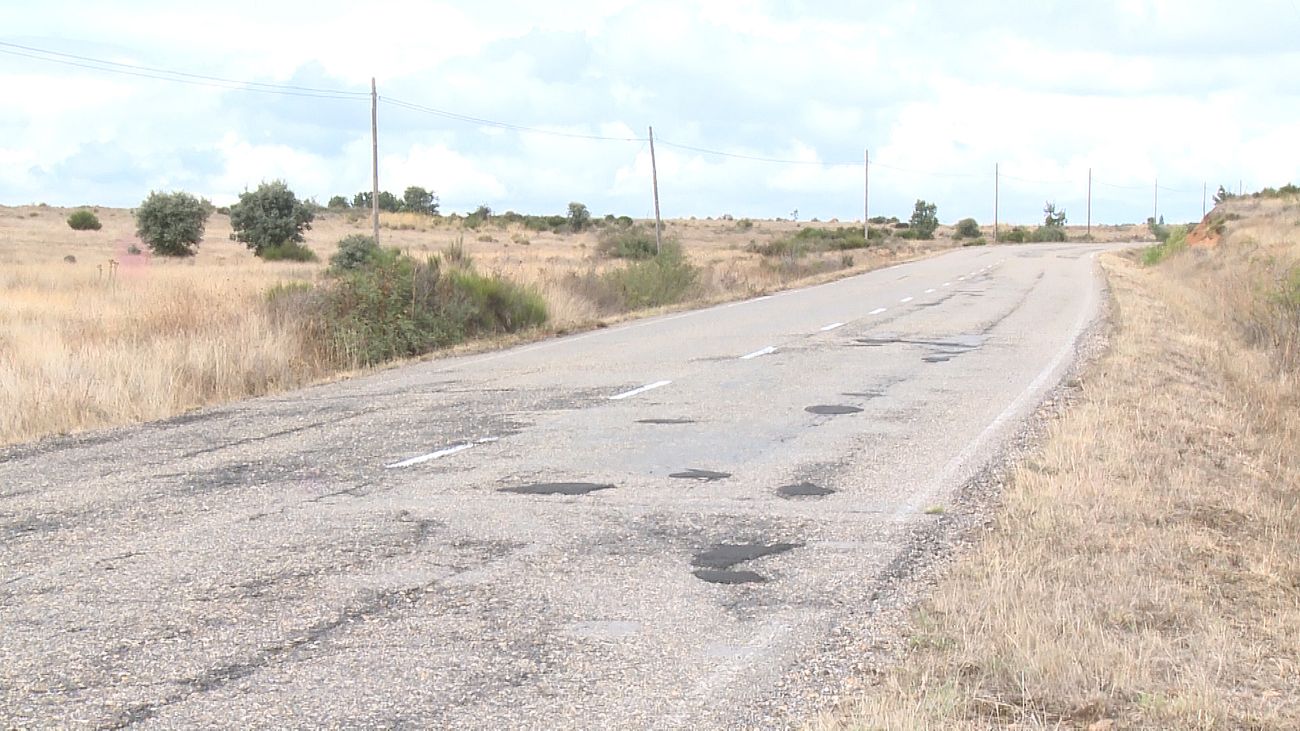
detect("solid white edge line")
(386, 442), (476, 469)
(819, 322), (845, 332)
(869, 307), (888, 315)
(609, 380), (672, 400)
(739, 345), (778, 360)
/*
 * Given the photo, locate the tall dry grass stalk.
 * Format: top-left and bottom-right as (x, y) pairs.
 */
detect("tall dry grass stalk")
(818, 197), (1300, 729)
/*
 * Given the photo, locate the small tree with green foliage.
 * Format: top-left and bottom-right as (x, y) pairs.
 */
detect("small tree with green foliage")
(228, 180), (315, 257)
(909, 200), (938, 239)
(1043, 201), (1067, 228)
(352, 191), (372, 209)
(135, 191), (210, 257)
(378, 191), (402, 212)
(329, 234), (380, 272)
(327, 195), (350, 210)
(67, 209), (102, 231)
(401, 186), (438, 215)
(568, 202), (591, 232)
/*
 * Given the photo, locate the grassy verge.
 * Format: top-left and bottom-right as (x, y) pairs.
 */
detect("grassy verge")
(818, 197), (1300, 729)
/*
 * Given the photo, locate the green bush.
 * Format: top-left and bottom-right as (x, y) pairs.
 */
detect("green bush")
(954, 218), (980, 239)
(402, 186), (439, 215)
(603, 244), (699, 309)
(330, 235), (380, 271)
(598, 225), (659, 260)
(67, 209), (102, 231)
(273, 251), (547, 367)
(135, 190), (211, 257)
(1000, 226), (1030, 243)
(1030, 225), (1068, 243)
(327, 195), (350, 210)
(229, 180), (315, 257)
(260, 242), (319, 262)
(794, 226), (871, 250)
(1141, 225), (1188, 266)
(962, 237), (988, 247)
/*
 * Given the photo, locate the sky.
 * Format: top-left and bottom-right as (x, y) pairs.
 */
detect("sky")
(2, 0), (1298, 224)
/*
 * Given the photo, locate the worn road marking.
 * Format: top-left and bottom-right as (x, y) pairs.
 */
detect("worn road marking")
(386, 442), (476, 469)
(943, 282), (952, 287)
(899, 296), (914, 303)
(924, 288), (936, 294)
(869, 307), (887, 315)
(740, 346), (778, 360)
(819, 322), (845, 332)
(610, 380), (672, 400)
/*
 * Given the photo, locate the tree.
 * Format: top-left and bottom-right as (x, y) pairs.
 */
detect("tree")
(1043, 201), (1067, 228)
(327, 195), (350, 210)
(135, 191), (211, 257)
(909, 199), (938, 239)
(1214, 185), (1234, 204)
(228, 180), (315, 256)
(401, 186), (439, 215)
(567, 202), (591, 232)
(378, 191), (402, 212)
(353, 191), (372, 209)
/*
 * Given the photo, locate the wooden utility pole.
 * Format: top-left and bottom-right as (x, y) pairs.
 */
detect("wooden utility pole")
(649, 126), (662, 256)
(993, 163), (999, 243)
(371, 77), (380, 244)
(1202, 182), (1207, 218)
(863, 148), (870, 241)
(1153, 178), (1158, 224)
(1087, 168), (1092, 239)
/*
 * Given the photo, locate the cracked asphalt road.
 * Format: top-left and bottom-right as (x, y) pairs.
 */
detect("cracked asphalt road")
(1, 243), (1112, 728)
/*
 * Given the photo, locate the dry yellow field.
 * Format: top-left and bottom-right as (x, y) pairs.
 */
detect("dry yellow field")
(5, 203), (1070, 447)
(819, 196), (1300, 729)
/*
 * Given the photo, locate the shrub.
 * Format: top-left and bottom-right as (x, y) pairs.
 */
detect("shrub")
(327, 195), (350, 210)
(794, 226), (871, 250)
(63, 254), (76, 263)
(752, 237), (811, 258)
(135, 190), (211, 257)
(962, 237), (988, 247)
(909, 200), (939, 239)
(1000, 226), (1030, 244)
(737, 218), (754, 231)
(603, 244), (698, 310)
(1029, 225), (1068, 243)
(229, 181), (315, 257)
(67, 209), (102, 231)
(598, 225), (659, 259)
(1142, 225), (1188, 266)
(954, 218), (980, 239)
(276, 252), (546, 367)
(260, 242), (319, 262)
(330, 235), (380, 271)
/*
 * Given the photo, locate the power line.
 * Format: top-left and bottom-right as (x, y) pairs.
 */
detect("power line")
(0, 41), (367, 99)
(379, 96), (645, 142)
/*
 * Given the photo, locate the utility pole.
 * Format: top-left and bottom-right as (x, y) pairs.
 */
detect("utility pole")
(993, 163), (999, 244)
(1202, 182), (1207, 218)
(1087, 167), (1092, 239)
(1153, 178), (1158, 224)
(649, 126), (662, 256)
(371, 77), (380, 245)
(863, 148), (870, 241)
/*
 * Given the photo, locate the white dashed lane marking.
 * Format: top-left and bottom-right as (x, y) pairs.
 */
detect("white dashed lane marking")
(900, 296), (914, 303)
(739, 346), (778, 360)
(610, 380), (672, 400)
(869, 307), (887, 315)
(819, 322), (845, 332)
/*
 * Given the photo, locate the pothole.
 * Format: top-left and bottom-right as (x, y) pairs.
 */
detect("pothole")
(500, 482), (615, 496)
(669, 469), (730, 482)
(693, 569), (767, 584)
(778, 482), (835, 498)
(692, 542), (799, 569)
(805, 405), (862, 415)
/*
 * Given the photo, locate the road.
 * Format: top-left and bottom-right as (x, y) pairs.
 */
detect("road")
(2, 243), (1110, 729)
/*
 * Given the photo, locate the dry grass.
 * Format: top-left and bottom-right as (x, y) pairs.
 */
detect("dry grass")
(817, 197), (1300, 729)
(3, 205), (1006, 447)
